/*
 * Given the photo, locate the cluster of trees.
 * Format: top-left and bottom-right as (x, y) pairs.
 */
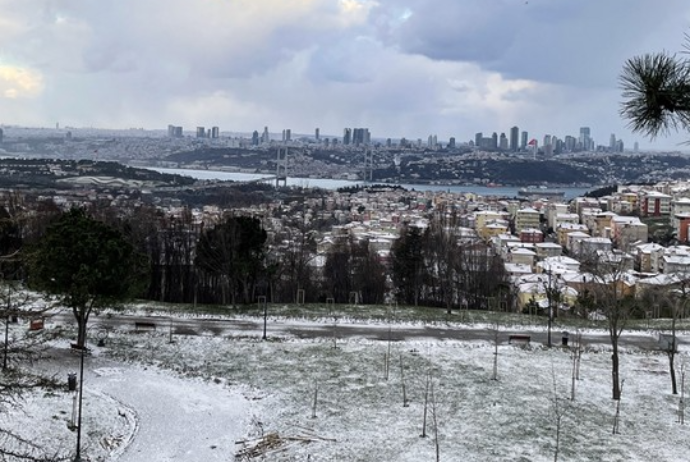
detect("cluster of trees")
(0, 197), (513, 345)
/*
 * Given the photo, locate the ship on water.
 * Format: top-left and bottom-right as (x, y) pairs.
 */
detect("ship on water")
(517, 186), (566, 200)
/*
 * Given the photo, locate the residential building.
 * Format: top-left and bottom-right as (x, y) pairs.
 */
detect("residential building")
(640, 191), (672, 217)
(634, 242), (666, 273)
(557, 223), (589, 247)
(519, 228), (543, 243)
(514, 208), (541, 233)
(535, 242), (562, 260)
(610, 216), (648, 251)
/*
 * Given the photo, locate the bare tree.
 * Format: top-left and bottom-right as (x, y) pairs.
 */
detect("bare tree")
(550, 363), (566, 462)
(584, 253), (636, 400)
(639, 280), (686, 395)
(430, 380), (440, 462)
(491, 318), (500, 381)
(399, 353), (409, 407)
(612, 379), (626, 434)
(421, 370), (430, 438)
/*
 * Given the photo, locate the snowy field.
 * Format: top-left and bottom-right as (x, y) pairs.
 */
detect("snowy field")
(5, 319), (690, 461)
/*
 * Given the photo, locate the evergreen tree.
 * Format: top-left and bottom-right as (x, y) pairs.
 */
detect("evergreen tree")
(26, 208), (148, 348)
(620, 36), (690, 138)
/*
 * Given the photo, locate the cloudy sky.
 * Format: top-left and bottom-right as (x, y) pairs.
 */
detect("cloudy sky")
(1, 0), (690, 149)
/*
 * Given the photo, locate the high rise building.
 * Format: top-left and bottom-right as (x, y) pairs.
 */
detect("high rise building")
(262, 126), (270, 143)
(315, 128), (320, 140)
(0, 128), (3, 143)
(475, 132), (483, 148)
(343, 128), (352, 145)
(520, 131), (528, 151)
(564, 136), (576, 152)
(449, 137), (456, 149)
(609, 134), (616, 151)
(510, 126), (519, 152)
(634, 141), (639, 153)
(196, 126), (206, 138)
(543, 134), (552, 150)
(252, 130), (259, 146)
(350, 128), (370, 145)
(211, 126), (220, 139)
(491, 132), (498, 150)
(579, 127), (591, 151)
(499, 133), (508, 151)
(174, 126), (183, 138)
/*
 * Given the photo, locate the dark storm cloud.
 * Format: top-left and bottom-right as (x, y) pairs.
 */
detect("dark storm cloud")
(386, 0), (690, 87)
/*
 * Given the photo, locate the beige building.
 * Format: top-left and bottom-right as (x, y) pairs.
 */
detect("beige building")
(474, 210), (509, 232)
(546, 203), (569, 229)
(535, 242), (563, 260)
(506, 247), (536, 268)
(557, 223), (589, 247)
(610, 216), (648, 251)
(514, 208), (541, 233)
(633, 242), (666, 273)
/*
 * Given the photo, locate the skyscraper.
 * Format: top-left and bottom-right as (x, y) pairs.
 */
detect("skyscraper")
(196, 126), (206, 138)
(211, 126), (220, 139)
(475, 132), (483, 148)
(315, 128), (320, 140)
(491, 132), (498, 150)
(499, 133), (508, 151)
(262, 126), (270, 143)
(510, 126), (519, 152)
(343, 128), (352, 145)
(520, 131), (528, 151)
(579, 127), (591, 151)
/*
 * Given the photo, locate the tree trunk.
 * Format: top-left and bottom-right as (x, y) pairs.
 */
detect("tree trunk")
(670, 351), (678, 395)
(612, 340), (621, 400)
(76, 314), (87, 348)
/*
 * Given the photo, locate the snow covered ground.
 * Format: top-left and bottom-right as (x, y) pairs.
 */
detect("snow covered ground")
(6, 318), (690, 461)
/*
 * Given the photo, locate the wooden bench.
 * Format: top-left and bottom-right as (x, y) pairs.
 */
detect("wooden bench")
(70, 343), (90, 354)
(508, 334), (531, 345)
(134, 321), (157, 332)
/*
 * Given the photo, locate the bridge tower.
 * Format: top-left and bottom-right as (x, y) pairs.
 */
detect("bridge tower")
(363, 149), (374, 182)
(276, 147), (288, 188)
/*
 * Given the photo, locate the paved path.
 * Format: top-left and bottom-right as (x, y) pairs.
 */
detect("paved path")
(90, 362), (249, 462)
(51, 312), (677, 351)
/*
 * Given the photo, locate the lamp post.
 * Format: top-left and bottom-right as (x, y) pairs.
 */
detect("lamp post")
(262, 299), (268, 340)
(74, 342), (86, 461)
(3, 278), (9, 370)
(3, 314), (8, 370)
(547, 270), (553, 348)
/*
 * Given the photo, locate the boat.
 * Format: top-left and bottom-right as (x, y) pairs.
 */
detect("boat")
(517, 187), (566, 199)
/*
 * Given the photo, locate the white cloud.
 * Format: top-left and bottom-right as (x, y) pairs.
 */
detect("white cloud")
(0, 65), (44, 98)
(0, 0), (689, 149)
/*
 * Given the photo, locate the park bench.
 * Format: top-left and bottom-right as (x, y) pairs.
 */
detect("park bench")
(508, 334), (531, 345)
(134, 321), (157, 331)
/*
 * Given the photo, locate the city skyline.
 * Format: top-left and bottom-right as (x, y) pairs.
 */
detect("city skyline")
(2, 1), (690, 149)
